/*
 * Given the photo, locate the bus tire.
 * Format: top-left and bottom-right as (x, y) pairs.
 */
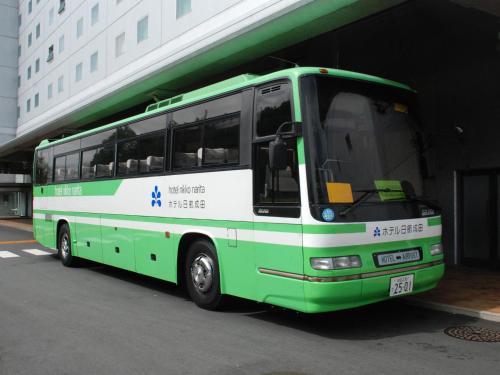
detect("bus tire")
(58, 223), (78, 267)
(185, 239), (225, 310)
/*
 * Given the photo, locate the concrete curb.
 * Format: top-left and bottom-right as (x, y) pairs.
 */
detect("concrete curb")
(406, 298), (500, 323)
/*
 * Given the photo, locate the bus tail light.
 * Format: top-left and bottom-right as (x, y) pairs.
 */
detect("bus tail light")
(310, 256), (362, 270)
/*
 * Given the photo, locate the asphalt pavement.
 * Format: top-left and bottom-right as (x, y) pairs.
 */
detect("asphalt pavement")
(0, 224), (499, 375)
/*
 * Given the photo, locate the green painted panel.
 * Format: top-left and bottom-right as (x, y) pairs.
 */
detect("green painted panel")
(302, 223), (366, 234)
(75, 222), (102, 262)
(134, 231), (175, 282)
(101, 226), (136, 272)
(216, 239), (257, 301)
(427, 216), (442, 226)
(33, 180), (122, 197)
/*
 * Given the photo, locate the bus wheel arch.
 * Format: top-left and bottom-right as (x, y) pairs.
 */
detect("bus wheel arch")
(177, 232), (225, 310)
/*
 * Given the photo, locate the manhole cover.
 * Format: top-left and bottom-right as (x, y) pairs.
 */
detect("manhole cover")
(444, 326), (500, 342)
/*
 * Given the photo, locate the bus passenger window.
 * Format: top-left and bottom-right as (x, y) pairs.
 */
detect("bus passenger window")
(118, 140), (139, 175)
(35, 148), (53, 184)
(202, 113), (239, 166)
(172, 125), (202, 169)
(138, 135), (165, 173)
(54, 156), (65, 182)
(54, 152), (80, 182)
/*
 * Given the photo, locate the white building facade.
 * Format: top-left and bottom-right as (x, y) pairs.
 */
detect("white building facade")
(10, 0), (399, 149)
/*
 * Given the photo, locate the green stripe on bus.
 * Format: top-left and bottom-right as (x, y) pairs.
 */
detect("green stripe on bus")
(34, 180), (123, 197)
(33, 209), (365, 234)
(427, 216), (441, 226)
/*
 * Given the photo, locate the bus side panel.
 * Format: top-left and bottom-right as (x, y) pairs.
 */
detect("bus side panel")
(254, 235), (306, 311)
(134, 229), (174, 282)
(216, 237), (258, 301)
(75, 220), (102, 262)
(101, 225), (135, 272)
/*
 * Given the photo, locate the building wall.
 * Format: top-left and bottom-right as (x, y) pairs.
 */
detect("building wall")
(14, 0), (403, 146)
(16, 0), (304, 137)
(0, 0), (18, 145)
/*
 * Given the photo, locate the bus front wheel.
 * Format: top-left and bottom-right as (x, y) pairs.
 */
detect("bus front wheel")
(185, 239), (225, 310)
(58, 224), (78, 267)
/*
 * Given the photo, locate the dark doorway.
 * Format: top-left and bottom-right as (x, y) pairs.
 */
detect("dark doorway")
(458, 169), (500, 269)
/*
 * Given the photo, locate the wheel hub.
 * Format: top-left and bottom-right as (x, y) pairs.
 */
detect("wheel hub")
(60, 234), (70, 258)
(190, 254), (214, 293)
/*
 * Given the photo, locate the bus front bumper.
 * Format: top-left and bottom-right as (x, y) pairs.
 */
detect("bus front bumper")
(259, 260), (445, 313)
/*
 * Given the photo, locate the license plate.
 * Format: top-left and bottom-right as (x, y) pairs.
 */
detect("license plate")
(389, 274), (414, 297)
(375, 248), (421, 267)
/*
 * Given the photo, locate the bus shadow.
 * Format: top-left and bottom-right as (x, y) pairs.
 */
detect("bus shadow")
(245, 300), (478, 341)
(71, 259), (478, 339)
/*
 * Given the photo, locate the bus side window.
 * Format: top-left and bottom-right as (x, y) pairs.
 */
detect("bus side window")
(254, 142), (299, 205)
(253, 82), (300, 215)
(54, 151), (80, 182)
(36, 147), (53, 184)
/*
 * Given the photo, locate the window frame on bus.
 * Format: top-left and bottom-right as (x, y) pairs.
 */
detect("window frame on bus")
(33, 87), (254, 185)
(251, 79), (301, 218)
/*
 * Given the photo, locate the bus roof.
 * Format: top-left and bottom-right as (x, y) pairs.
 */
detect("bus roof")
(35, 67), (415, 151)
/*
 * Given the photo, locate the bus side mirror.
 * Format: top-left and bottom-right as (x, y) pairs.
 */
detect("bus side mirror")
(269, 121), (301, 170)
(269, 137), (288, 171)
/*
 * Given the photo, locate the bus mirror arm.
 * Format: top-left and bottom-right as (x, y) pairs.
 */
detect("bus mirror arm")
(269, 122), (301, 171)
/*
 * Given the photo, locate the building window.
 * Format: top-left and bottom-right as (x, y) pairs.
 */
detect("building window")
(91, 3), (99, 26)
(28, 0), (32, 14)
(18, 14), (21, 28)
(115, 32), (125, 57)
(17, 106), (20, 119)
(75, 63), (83, 82)
(17, 75), (21, 88)
(77, 18), (84, 38)
(58, 75), (64, 93)
(28, 33), (32, 47)
(36, 23), (40, 39)
(27, 66), (32, 80)
(48, 83), (53, 99)
(49, 8), (54, 25)
(35, 58), (40, 73)
(47, 45), (54, 62)
(59, 35), (65, 53)
(18, 45), (21, 58)
(27, 99), (31, 113)
(137, 16), (148, 43)
(176, 0), (191, 19)
(35, 93), (39, 108)
(58, 0), (66, 14)
(90, 52), (98, 73)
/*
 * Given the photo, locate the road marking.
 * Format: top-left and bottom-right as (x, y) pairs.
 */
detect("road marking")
(0, 240), (37, 245)
(0, 251), (20, 258)
(22, 249), (52, 256)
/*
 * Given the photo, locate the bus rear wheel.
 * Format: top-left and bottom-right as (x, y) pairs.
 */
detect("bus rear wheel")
(58, 224), (78, 267)
(185, 239), (225, 310)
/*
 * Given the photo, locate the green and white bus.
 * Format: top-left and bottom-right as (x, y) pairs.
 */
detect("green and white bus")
(33, 67), (444, 313)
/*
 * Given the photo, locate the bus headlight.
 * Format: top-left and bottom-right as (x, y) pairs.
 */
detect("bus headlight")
(429, 243), (443, 256)
(310, 256), (362, 270)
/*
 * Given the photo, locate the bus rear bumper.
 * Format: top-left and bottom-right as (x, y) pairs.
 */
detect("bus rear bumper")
(302, 262), (445, 313)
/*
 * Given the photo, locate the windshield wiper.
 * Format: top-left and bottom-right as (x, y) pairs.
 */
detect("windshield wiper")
(339, 188), (404, 217)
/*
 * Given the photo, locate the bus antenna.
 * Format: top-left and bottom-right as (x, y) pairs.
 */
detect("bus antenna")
(268, 56), (300, 68)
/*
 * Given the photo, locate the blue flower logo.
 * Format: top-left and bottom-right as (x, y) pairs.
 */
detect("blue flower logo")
(151, 186), (162, 207)
(373, 227), (381, 237)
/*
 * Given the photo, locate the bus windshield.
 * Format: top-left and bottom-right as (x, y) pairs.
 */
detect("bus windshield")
(301, 75), (424, 211)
